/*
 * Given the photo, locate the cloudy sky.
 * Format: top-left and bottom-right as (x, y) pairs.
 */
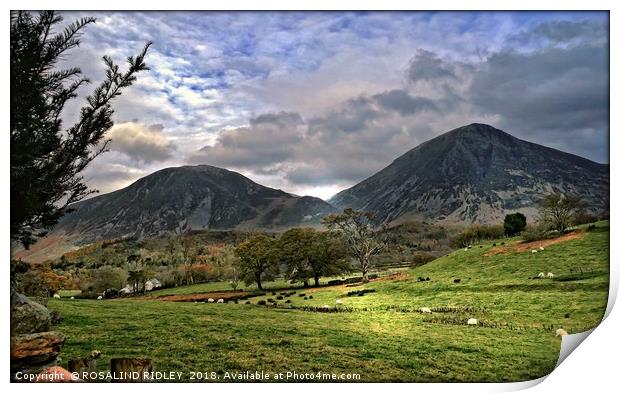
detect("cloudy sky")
(59, 11), (609, 200)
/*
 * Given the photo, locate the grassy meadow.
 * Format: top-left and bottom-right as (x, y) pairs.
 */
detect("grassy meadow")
(48, 221), (609, 382)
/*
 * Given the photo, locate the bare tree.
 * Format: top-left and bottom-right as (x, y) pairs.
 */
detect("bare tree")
(322, 208), (386, 282)
(539, 193), (586, 233)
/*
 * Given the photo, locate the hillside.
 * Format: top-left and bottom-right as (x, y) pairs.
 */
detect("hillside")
(49, 221), (609, 381)
(330, 123), (609, 224)
(14, 165), (335, 262)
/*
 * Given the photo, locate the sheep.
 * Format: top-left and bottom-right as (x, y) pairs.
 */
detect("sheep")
(467, 318), (478, 326)
(556, 328), (568, 337)
(53, 293), (61, 299)
(97, 296), (103, 300)
(547, 272), (555, 278)
(531, 249), (538, 254)
(70, 296), (75, 300)
(208, 298), (215, 303)
(539, 246), (545, 251)
(538, 272), (546, 278)
(322, 305), (330, 309)
(335, 299), (343, 304)
(217, 298), (224, 303)
(420, 307), (432, 314)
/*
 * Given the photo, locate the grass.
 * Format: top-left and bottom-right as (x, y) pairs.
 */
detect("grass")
(48, 221), (609, 382)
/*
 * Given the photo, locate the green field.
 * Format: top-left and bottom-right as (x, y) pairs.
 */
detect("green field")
(48, 221), (609, 382)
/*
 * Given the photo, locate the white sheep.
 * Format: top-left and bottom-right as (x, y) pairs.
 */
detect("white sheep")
(53, 293), (61, 299)
(539, 246), (545, 251)
(217, 298), (224, 303)
(556, 328), (568, 337)
(531, 249), (538, 254)
(208, 298), (215, 303)
(322, 305), (330, 309)
(70, 297), (75, 300)
(97, 296), (103, 300)
(547, 272), (555, 278)
(420, 307), (432, 314)
(335, 299), (343, 304)
(538, 272), (546, 278)
(467, 318), (478, 326)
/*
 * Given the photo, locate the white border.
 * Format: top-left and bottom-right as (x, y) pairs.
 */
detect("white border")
(2, 1), (617, 392)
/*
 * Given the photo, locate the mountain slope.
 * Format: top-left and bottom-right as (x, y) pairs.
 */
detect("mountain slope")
(329, 123), (609, 224)
(49, 165), (336, 245)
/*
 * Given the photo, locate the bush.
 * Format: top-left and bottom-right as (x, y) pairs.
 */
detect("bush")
(504, 213), (527, 236)
(450, 225), (504, 248)
(327, 279), (344, 286)
(572, 210), (597, 226)
(521, 224), (552, 243)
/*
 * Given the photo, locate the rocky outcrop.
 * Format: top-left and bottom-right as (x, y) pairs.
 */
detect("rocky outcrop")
(10, 289), (51, 336)
(10, 331), (66, 377)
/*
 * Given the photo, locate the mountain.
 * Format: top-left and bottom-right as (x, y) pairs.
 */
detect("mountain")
(14, 165), (336, 262)
(329, 123), (609, 224)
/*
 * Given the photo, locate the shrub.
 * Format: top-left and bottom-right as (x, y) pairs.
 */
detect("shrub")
(257, 300), (266, 306)
(521, 224), (552, 243)
(450, 225), (504, 248)
(276, 296), (284, 300)
(327, 279), (344, 286)
(504, 213), (527, 236)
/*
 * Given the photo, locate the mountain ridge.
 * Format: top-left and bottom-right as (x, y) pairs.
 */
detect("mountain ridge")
(329, 123), (609, 224)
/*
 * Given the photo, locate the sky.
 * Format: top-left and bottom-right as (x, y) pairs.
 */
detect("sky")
(58, 11), (610, 200)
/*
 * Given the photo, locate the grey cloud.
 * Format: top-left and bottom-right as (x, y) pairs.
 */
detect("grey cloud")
(407, 49), (457, 83)
(466, 44), (609, 162)
(373, 89), (438, 116)
(511, 19), (608, 46)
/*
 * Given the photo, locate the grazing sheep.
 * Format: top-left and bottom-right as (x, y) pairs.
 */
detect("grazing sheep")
(556, 328), (568, 337)
(539, 246), (545, 251)
(97, 296), (103, 300)
(53, 293), (61, 299)
(538, 272), (546, 278)
(208, 298), (215, 303)
(467, 318), (478, 326)
(420, 307), (432, 314)
(547, 272), (555, 278)
(322, 305), (330, 309)
(335, 299), (343, 304)
(70, 297), (75, 300)
(217, 298), (224, 303)
(531, 249), (538, 254)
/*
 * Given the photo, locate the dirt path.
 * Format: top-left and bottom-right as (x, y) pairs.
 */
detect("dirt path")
(133, 291), (247, 302)
(484, 229), (584, 257)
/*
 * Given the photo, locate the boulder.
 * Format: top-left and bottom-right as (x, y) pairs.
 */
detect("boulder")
(11, 290), (51, 336)
(10, 331), (65, 376)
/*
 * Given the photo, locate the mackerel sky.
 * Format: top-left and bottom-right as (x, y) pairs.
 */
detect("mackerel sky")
(60, 11), (609, 199)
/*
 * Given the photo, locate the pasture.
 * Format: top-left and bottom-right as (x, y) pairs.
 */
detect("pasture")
(48, 221), (609, 382)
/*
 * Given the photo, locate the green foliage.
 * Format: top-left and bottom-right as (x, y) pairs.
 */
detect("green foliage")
(234, 234), (279, 290)
(92, 266), (128, 293)
(10, 11), (150, 248)
(278, 228), (349, 286)
(450, 225), (504, 248)
(503, 213), (527, 236)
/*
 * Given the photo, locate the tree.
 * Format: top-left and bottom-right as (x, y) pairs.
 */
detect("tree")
(233, 234), (278, 290)
(11, 11), (150, 248)
(278, 228), (349, 287)
(322, 208), (386, 282)
(503, 213), (527, 236)
(539, 194), (585, 233)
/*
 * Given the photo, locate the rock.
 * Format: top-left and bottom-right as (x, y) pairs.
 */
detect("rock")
(10, 331), (65, 376)
(11, 290), (51, 336)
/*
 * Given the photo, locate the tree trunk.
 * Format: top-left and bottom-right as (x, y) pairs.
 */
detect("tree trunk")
(303, 280), (309, 288)
(256, 274), (263, 290)
(361, 257), (369, 283)
(314, 274), (320, 287)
